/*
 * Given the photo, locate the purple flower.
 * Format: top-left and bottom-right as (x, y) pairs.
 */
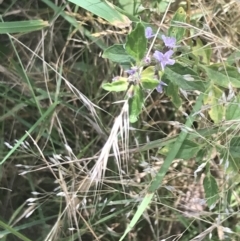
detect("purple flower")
(145, 27), (155, 39)
(125, 66), (138, 75)
(144, 56), (151, 64)
(162, 35), (176, 48)
(153, 50), (175, 70)
(156, 81), (167, 93)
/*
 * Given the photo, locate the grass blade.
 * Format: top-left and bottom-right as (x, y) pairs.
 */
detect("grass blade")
(0, 102), (59, 165)
(148, 93), (204, 193)
(0, 219), (32, 241)
(120, 93), (204, 240)
(0, 20), (48, 33)
(119, 193), (154, 241)
(68, 0), (131, 28)
(41, 0), (107, 50)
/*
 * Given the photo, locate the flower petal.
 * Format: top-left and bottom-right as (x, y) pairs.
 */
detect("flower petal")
(145, 27), (153, 39)
(162, 35), (176, 48)
(154, 50), (175, 70)
(153, 50), (163, 62)
(156, 83), (163, 93)
(167, 59), (175, 65)
(165, 50), (174, 58)
(125, 66), (138, 75)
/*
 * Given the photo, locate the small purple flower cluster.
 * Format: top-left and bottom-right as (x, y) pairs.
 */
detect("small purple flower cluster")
(146, 27), (176, 71)
(125, 66), (138, 75)
(144, 27), (176, 92)
(124, 27), (177, 93)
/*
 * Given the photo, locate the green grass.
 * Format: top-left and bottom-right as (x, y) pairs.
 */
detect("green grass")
(0, 0), (240, 241)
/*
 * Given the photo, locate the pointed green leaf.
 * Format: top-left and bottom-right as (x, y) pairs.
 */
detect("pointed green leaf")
(192, 37), (212, 65)
(229, 136), (240, 160)
(220, 155), (240, 178)
(102, 44), (134, 64)
(118, 0), (142, 15)
(141, 79), (159, 90)
(203, 174), (219, 209)
(0, 20), (49, 33)
(226, 96), (240, 120)
(164, 63), (207, 91)
(219, 138), (240, 173)
(102, 79), (128, 92)
(165, 81), (182, 108)
(226, 50), (240, 65)
(159, 140), (202, 160)
(203, 84), (224, 123)
(168, 7), (187, 41)
(202, 64), (240, 88)
(138, 66), (161, 90)
(155, 0), (170, 13)
(126, 22), (147, 62)
(141, 66), (160, 89)
(129, 85), (144, 123)
(68, 0), (131, 28)
(141, 66), (155, 78)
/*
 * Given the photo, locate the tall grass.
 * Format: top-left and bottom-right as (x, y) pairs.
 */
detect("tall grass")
(0, 0), (240, 241)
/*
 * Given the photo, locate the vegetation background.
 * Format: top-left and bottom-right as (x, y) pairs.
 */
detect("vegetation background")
(0, 0), (240, 240)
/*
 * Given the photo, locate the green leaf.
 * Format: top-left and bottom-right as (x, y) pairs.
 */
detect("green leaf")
(226, 96), (240, 120)
(141, 66), (155, 78)
(165, 81), (182, 108)
(226, 50), (240, 65)
(159, 140), (202, 160)
(0, 20), (49, 33)
(141, 79), (159, 90)
(219, 138), (240, 173)
(168, 7), (187, 41)
(68, 0), (131, 28)
(203, 84), (224, 123)
(102, 79), (128, 92)
(154, 0), (170, 13)
(192, 37), (212, 64)
(126, 22), (147, 62)
(196, 148), (207, 163)
(118, 0), (142, 15)
(201, 64), (240, 88)
(141, 66), (160, 89)
(102, 44), (134, 64)
(203, 174), (219, 209)
(129, 85), (144, 123)
(164, 63), (207, 91)
(229, 136), (240, 160)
